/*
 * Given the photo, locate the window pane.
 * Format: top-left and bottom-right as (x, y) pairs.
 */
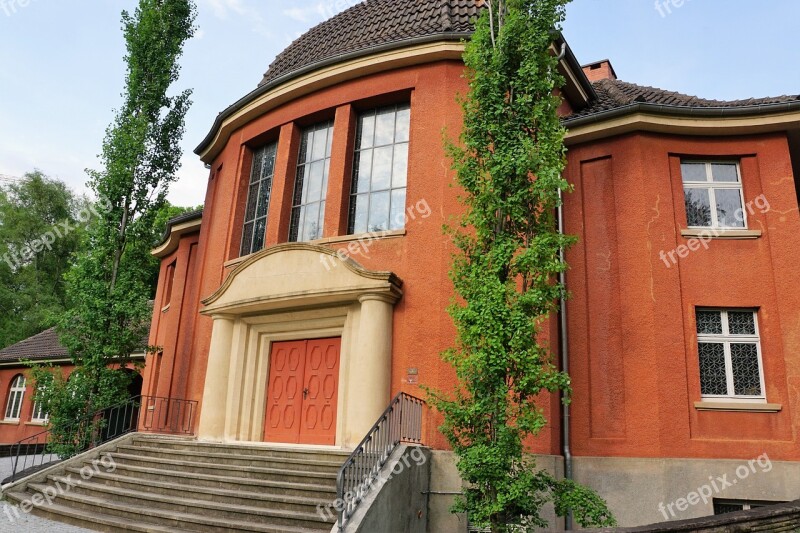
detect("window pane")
(351, 195), (368, 234)
(371, 146), (393, 191)
(684, 188), (712, 227)
(263, 144), (277, 177)
(252, 218), (266, 252)
(715, 189), (745, 228)
(240, 223), (254, 256)
(245, 183), (259, 222)
(311, 127), (327, 161)
(392, 143), (409, 188)
(353, 150), (372, 193)
(698, 343), (728, 395)
(696, 310), (723, 335)
(395, 106), (410, 143)
(728, 312), (756, 335)
(711, 163), (739, 183)
(374, 109), (396, 146)
(390, 190), (406, 230)
(250, 148), (264, 185)
(731, 344), (761, 396)
(368, 191), (390, 232)
(358, 112), (375, 150)
(681, 163), (707, 183)
(256, 181), (271, 219)
(307, 161), (325, 202)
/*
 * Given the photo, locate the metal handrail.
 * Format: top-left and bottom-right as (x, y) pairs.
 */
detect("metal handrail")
(7, 394), (197, 483)
(335, 392), (425, 531)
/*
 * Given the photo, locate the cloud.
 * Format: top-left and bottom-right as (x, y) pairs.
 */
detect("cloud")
(205, 0), (247, 20)
(201, 0), (272, 37)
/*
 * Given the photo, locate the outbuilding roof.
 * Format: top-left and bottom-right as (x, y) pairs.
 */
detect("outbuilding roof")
(566, 78), (800, 123)
(0, 328), (68, 363)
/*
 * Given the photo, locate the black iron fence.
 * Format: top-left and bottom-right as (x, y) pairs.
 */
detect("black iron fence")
(7, 395), (197, 483)
(336, 392), (425, 531)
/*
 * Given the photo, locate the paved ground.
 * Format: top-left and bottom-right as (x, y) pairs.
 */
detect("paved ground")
(0, 456), (93, 532)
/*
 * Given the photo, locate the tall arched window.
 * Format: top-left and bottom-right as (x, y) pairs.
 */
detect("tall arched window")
(4, 375), (26, 421)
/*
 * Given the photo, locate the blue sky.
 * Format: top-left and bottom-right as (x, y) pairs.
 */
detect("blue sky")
(1, 0), (798, 206)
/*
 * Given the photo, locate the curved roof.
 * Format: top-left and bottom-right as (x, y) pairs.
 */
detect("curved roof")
(259, 0), (481, 87)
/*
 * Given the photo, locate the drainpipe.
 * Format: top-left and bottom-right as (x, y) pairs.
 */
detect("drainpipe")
(557, 188), (573, 531)
(554, 39), (574, 531)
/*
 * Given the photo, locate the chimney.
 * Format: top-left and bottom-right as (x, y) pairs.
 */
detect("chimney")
(582, 59), (617, 82)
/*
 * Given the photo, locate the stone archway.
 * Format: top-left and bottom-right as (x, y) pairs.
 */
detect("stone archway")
(197, 243), (402, 447)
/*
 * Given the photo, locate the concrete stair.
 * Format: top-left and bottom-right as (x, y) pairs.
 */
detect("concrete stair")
(4, 434), (349, 532)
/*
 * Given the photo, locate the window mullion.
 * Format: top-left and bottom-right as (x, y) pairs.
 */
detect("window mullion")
(723, 342), (735, 397)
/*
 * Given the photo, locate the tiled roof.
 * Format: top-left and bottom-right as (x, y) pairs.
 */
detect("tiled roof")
(567, 78), (800, 120)
(0, 328), (68, 363)
(260, 0), (481, 86)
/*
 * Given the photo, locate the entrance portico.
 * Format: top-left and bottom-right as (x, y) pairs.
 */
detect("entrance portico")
(196, 243), (402, 448)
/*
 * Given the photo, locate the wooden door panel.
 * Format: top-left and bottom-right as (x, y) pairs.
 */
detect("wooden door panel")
(300, 338), (340, 445)
(264, 340), (306, 443)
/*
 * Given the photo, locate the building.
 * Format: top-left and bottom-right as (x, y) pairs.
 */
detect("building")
(0, 328), (144, 450)
(138, 0), (800, 528)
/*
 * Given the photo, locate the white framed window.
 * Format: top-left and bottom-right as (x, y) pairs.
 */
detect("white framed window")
(696, 309), (765, 402)
(681, 161), (746, 229)
(240, 142), (278, 257)
(289, 121), (334, 242)
(348, 103), (410, 235)
(30, 400), (48, 424)
(4, 374), (26, 421)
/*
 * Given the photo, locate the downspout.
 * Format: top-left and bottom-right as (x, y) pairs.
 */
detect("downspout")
(557, 188), (573, 531)
(555, 40), (574, 531)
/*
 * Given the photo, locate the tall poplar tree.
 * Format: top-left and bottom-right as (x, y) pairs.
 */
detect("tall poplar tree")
(430, 0), (615, 529)
(36, 0), (197, 429)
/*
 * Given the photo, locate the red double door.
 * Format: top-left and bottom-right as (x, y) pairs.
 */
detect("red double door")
(264, 338), (341, 445)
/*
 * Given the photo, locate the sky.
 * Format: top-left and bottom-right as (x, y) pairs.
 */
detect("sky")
(0, 0), (798, 207)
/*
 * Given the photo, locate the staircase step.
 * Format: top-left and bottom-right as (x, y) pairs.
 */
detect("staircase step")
(28, 482), (332, 530)
(4, 491), (182, 533)
(65, 464), (336, 498)
(99, 451), (338, 486)
(47, 472), (333, 515)
(115, 444), (343, 472)
(14, 488), (331, 532)
(130, 436), (350, 462)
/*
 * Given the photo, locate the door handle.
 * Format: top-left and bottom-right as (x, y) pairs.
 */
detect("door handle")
(303, 388), (309, 399)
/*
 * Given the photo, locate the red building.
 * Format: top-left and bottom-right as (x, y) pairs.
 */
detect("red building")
(140, 0), (800, 528)
(0, 328), (144, 449)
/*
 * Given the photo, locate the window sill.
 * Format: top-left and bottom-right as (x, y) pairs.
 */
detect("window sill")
(224, 230), (408, 269)
(694, 401), (781, 413)
(312, 229), (406, 246)
(681, 229), (762, 240)
(25, 421), (48, 427)
(0, 420), (20, 425)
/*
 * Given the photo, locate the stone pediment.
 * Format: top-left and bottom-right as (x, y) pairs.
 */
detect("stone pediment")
(201, 243), (403, 316)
